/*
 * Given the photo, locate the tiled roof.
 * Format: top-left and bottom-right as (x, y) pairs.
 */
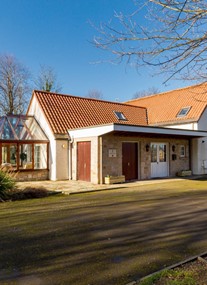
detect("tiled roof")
(126, 83), (207, 126)
(31, 90), (148, 134)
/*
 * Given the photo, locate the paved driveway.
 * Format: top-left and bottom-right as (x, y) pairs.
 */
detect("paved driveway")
(2, 178), (207, 285)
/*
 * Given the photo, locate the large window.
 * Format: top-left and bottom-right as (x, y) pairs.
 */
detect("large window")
(1, 142), (48, 171)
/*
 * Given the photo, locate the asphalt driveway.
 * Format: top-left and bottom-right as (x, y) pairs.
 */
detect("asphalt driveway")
(1, 178), (207, 285)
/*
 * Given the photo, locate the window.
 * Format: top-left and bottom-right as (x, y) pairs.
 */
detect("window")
(180, 145), (185, 158)
(19, 144), (32, 170)
(151, 144), (157, 163)
(177, 107), (191, 117)
(159, 144), (167, 162)
(1, 143), (17, 170)
(34, 144), (47, 169)
(114, 111), (127, 121)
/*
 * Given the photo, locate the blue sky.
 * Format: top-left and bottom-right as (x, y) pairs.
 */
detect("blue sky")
(0, 0), (189, 102)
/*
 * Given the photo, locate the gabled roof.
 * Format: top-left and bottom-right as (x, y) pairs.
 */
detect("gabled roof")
(30, 90), (148, 135)
(126, 83), (207, 126)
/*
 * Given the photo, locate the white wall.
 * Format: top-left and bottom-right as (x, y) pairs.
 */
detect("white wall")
(27, 95), (57, 180)
(191, 138), (207, 175)
(165, 122), (198, 130)
(56, 140), (69, 180)
(164, 119), (207, 175)
(198, 107), (207, 131)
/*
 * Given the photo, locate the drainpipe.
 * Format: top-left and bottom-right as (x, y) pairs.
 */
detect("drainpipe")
(98, 136), (103, 184)
(68, 137), (73, 180)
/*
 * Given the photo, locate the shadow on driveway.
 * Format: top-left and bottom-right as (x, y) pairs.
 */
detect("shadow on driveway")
(1, 179), (207, 285)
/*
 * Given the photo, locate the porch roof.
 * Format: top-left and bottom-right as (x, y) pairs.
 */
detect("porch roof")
(68, 123), (207, 139)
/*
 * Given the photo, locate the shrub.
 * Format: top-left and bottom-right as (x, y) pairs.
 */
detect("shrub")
(0, 166), (16, 200)
(10, 187), (50, 201)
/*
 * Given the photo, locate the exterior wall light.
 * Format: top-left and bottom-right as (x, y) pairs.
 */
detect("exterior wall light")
(172, 145), (176, 152)
(146, 144), (150, 152)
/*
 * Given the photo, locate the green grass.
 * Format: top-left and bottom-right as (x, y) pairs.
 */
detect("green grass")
(139, 268), (197, 285)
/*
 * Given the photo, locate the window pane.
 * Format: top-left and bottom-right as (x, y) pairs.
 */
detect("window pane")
(1, 143), (17, 170)
(19, 144), (32, 170)
(180, 145), (185, 157)
(159, 144), (166, 162)
(151, 144), (157, 163)
(34, 144), (47, 169)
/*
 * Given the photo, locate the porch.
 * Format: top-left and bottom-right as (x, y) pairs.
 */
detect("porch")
(0, 115), (49, 181)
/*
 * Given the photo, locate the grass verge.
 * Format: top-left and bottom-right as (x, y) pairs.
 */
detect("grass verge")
(138, 259), (207, 285)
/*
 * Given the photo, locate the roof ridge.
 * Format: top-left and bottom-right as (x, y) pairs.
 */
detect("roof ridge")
(34, 90), (147, 110)
(126, 82), (207, 103)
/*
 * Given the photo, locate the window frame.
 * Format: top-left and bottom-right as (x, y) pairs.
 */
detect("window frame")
(177, 106), (191, 117)
(180, 145), (186, 158)
(114, 111), (127, 121)
(0, 141), (49, 171)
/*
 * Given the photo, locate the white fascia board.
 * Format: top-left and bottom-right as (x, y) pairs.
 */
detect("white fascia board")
(68, 124), (114, 139)
(113, 124), (207, 137)
(68, 123), (207, 139)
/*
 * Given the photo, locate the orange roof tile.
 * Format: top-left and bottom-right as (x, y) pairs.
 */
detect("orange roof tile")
(126, 83), (207, 126)
(32, 90), (148, 134)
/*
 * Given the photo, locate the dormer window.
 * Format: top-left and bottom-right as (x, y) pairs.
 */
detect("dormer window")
(114, 111), (127, 121)
(177, 106), (191, 117)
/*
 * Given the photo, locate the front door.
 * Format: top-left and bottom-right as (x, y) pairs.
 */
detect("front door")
(151, 143), (168, 178)
(122, 142), (138, 181)
(77, 141), (91, 182)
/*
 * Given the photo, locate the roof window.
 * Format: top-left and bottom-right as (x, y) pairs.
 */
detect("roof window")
(177, 106), (191, 117)
(114, 111), (127, 121)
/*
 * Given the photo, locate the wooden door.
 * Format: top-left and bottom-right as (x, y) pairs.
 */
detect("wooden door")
(77, 141), (91, 182)
(122, 142), (138, 181)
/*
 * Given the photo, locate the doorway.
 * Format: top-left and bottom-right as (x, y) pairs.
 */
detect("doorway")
(122, 142), (138, 181)
(77, 141), (91, 182)
(151, 143), (169, 178)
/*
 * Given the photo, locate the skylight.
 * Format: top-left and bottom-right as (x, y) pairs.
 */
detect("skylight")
(177, 106), (191, 117)
(114, 111), (127, 121)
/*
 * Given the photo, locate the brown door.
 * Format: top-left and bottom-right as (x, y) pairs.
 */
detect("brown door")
(77, 141), (91, 182)
(122, 142), (138, 181)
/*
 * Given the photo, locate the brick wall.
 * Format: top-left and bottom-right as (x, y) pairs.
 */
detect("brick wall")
(102, 134), (190, 182)
(15, 170), (49, 181)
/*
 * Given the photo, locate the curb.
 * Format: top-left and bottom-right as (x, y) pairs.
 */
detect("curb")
(125, 250), (207, 285)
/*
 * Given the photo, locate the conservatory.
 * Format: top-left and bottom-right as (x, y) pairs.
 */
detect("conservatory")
(0, 115), (49, 181)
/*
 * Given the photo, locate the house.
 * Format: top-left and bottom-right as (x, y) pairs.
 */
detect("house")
(126, 83), (207, 176)
(25, 86), (207, 183)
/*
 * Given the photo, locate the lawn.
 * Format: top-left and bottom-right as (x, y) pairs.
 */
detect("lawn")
(1, 178), (207, 285)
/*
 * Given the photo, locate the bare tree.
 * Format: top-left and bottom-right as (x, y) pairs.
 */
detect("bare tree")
(35, 65), (62, 92)
(93, 1), (207, 84)
(133, 87), (160, 99)
(86, 89), (103, 99)
(0, 54), (31, 115)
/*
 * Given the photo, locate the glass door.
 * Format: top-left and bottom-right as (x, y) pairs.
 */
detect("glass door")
(151, 143), (168, 178)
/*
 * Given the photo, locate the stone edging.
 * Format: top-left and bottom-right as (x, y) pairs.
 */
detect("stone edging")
(125, 250), (207, 285)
